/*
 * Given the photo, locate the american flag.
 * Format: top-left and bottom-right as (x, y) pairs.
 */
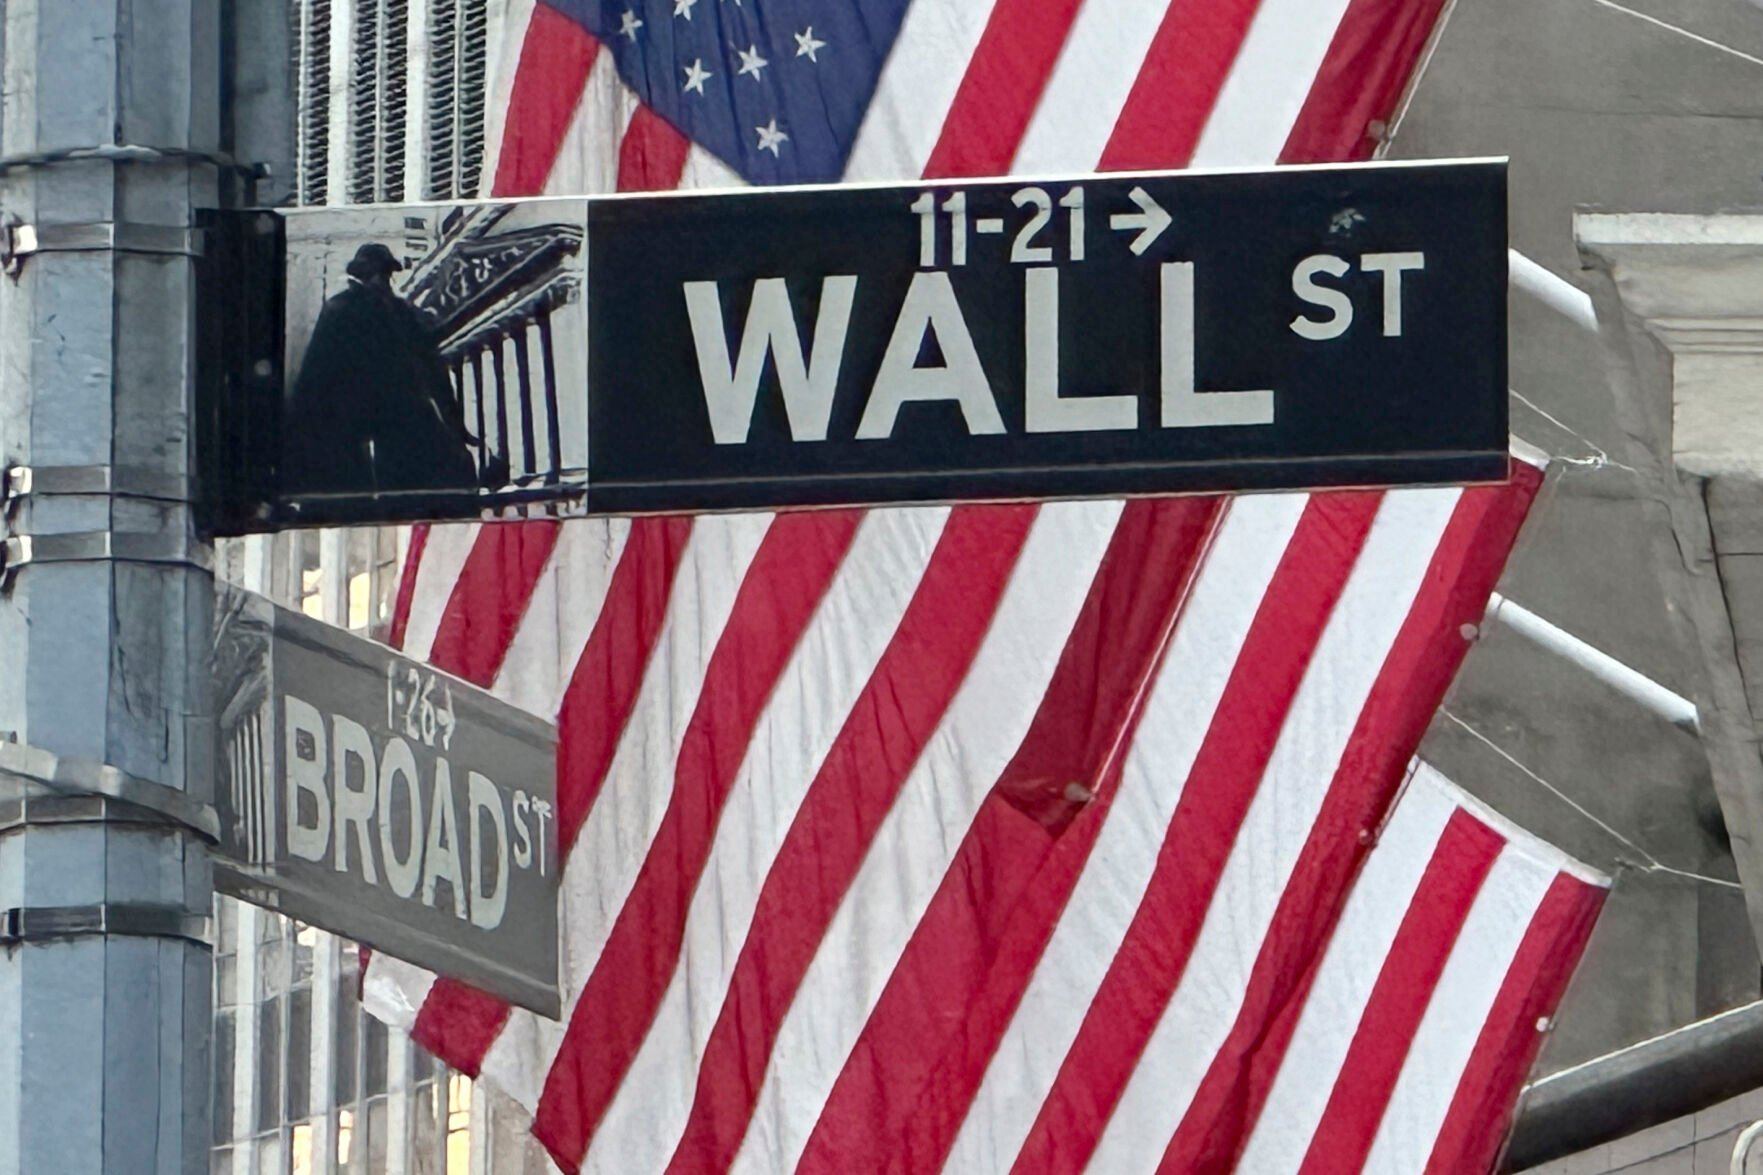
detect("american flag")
(362, 1), (1610, 1170)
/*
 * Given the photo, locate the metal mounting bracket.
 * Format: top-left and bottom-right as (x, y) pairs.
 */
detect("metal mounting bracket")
(0, 903), (211, 947)
(0, 216), (204, 277)
(0, 741), (221, 843)
(4, 463), (189, 507)
(1, 531), (214, 587)
(0, 142), (266, 178)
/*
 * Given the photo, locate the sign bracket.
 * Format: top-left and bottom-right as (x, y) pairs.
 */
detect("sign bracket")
(0, 217), (204, 277)
(0, 903), (211, 947)
(1, 532), (214, 589)
(4, 463), (190, 505)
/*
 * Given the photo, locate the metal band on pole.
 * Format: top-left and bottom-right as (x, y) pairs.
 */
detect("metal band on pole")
(0, 904), (211, 947)
(0, 532), (216, 583)
(0, 742), (222, 842)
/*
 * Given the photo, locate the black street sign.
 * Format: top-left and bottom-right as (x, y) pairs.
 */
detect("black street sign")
(589, 158), (1506, 512)
(211, 585), (560, 1015)
(198, 159), (1507, 531)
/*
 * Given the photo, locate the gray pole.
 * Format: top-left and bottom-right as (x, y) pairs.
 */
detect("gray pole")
(0, 0), (220, 1170)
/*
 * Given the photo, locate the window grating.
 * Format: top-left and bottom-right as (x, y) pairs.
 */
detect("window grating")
(296, 0), (331, 205)
(294, 0), (490, 206)
(384, 0), (409, 202)
(347, 0), (379, 202)
(348, 0), (408, 203)
(427, 0), (489, 200)
(457, 0), (489, 198)
(426, 0), (458, 198)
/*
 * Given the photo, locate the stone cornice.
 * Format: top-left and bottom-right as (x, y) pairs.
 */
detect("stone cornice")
(1577, 213), (1763, 478)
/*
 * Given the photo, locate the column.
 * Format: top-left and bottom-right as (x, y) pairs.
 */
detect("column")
(536, 307), (563, 483)
(489, 336), (511, 471)
(0, 0), (220, 1169)
(512, 321), (537, 481)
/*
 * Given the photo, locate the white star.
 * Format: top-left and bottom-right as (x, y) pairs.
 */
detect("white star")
(794, 27), (826, 62)
(617, 8), (643, 39)
(673, 0), (697, 19)
(755, 119), (789, 156)
(736, 44), (769, 81)
(682, 58), (712, 95)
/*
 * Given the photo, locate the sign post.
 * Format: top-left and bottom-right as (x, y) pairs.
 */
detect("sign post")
(198, 158), (1509, 531)
(211, 584), (561, 1014)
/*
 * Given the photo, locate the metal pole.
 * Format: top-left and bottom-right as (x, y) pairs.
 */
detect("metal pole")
(1484, 591), (1700, 731)
(1509, 248), (1600, 335)
(0, 0), (220, 1169)
(1507, 999), (1763, 1170)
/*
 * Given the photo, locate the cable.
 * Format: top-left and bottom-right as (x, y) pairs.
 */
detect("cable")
(1585, 0), (1763, 69)
(1441, 708), (1743, 891)
(1510, 388), (1644, 477)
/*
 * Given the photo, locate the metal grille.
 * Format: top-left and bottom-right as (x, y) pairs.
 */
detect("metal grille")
(457, 0), (488, 198)
(294, 0), (491, 205)
(384, 0), (409, 202)
(348, 0), (409, 203)
(426, 0), (489, 200)
(348, 0), (377, 202)
(296, 0), (332, 204)
(425, 0), (458, 198)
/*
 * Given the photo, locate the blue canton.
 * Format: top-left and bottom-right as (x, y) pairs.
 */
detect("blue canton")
(543, 0), (917, 185)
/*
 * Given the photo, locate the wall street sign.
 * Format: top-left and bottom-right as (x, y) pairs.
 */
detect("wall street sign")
(211, 585), (560, 1015)
(197, 159), (1508, 531)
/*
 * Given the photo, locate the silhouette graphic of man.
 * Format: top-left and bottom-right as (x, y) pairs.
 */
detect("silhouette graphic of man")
(283, 242), (490, 498)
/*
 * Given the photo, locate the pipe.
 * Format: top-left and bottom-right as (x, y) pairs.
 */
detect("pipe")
(1484, 592), (1699, 732)
(1509, 248), (1600, 335)
(1507, 1001), (1763, 1170)
(1732, 1119), (1763, 1175)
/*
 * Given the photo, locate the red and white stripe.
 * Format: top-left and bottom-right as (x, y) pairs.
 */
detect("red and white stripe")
(1233, 763), (1607, 1175)
(358, 1), (1610, 1170)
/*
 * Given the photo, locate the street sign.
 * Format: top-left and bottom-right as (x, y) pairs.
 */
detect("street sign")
(211, 584), (560, 1015)
(197, 158), (1508, 531)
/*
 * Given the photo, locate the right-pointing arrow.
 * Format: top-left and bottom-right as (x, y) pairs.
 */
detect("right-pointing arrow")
(1109, 186), (1172, 256)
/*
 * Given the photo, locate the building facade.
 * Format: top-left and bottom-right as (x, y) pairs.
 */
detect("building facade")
(211, 529), (555, 1173)
(210, 1), (536, 1165)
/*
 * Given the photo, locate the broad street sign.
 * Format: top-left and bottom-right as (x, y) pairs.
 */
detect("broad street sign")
(197, 158), (1507, 531)
(211, 585), (560, 1015)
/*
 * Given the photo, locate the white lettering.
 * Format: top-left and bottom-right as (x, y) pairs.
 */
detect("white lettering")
(1024, 267), (1136, 434)
(685, 276), (857, 444)
(1290, 254), (1354, 341)
(1162, 263), (1275, 428)
(377, 737), (424, 899)
(530, 800), (553, 877)
(511, 792), (533, 870)
(284, 695), (330, 863)
(1361, 251), (1425, 336)
(857, 270), (1003, 440)
(421, 759), (468, 918)
(468, 773), (510, 931)
(330, 715), (379, 885)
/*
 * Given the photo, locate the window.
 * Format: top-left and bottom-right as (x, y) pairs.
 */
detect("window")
(209, 904), (492, 1171)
